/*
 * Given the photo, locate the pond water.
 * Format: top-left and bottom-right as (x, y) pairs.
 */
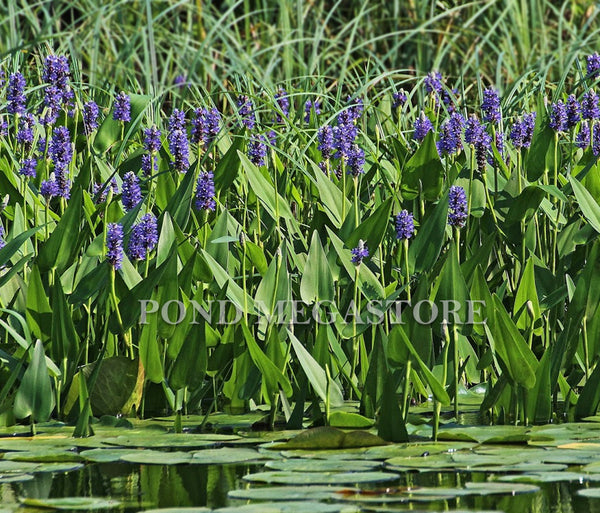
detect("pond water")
(4, 413), (600, 513)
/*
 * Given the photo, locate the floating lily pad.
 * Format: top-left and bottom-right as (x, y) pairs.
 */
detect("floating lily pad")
(20, 497), (121, 510)
(191, 447), (265, 464)
(0, 473), (34, 483)
(79, 448), (141, 462)
(228, 485), (356, 502)
(270, 427), (387, 450)
(472, 462), (567, 473)
(498, 472), (600, 483)
(328, 411), (374, 429)
(34, 462), (85, 473)
(578, 488), (600, 498)
(365, 442), (474, 460)
(101, 434), (234, 448)
(265, 459), (380, 472)
(278, 448), (369, 460)
(243, 470), (398, 485)
(385, 454), (456, 470)
(140, 509), (211, 513)
(437, 425), (548, 444)
(3, 449), (82, 462)
(217, 503), (359, 513)
(0, 460), (40, 472)
(463, 482), (541, 494)
(119, 450), (192, 465)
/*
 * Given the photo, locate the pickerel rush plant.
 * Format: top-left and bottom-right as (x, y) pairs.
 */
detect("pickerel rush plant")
(3, 43), (600, 439)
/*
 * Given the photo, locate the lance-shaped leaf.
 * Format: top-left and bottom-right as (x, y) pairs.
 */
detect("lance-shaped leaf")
(401, 131), (444, 201)
(300, 231), (334, 304)
(569, 174), (600, 233)
(408, 193), (448, 275)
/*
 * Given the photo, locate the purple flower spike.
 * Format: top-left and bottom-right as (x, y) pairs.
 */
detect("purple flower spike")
(83, 101), (100, 135)
(128, 213), (158, 260)
(7, 73), (27, 115)
(304, 100), (321, 123)
(40, 176), (60, 200)
(392, 91), (407, 109)
(549, 100), (567, 132)
(20, 158), (37, 178)
(0, 225), (5, 250)
(413, 111), (433, 141)
(144, 126), (162, 152)
(587, 53), (600, 78)
(346, 145), (365, 176)
(194, 171), (216, 211)
(113, 92), (131, 122)
(121, 171), (142, 211)
(17, 113), (36, 151)
(106, 223), (124, 269)
(274, 88), (290, 123)
(582, 89), (600, 120)
(481, 87), (501, 124)
(237, 95), (256, 129)
(437, 112), (464, 156)
(424, 71), (443, 96)
(318, 125), (334, 160)
(448, 185), (468, 229)
(395, 210), (415, 240)
(351, 239), (369, 265)
(566, 94), (581, 129)
(576, 120), (591, 148)
(248, 134), (268, 166)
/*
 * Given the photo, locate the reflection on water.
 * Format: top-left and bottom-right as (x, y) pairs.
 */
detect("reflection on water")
(4, 461), (600, 512)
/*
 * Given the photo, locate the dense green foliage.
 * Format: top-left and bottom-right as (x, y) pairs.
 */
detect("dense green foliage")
(1, 1), (600, 439)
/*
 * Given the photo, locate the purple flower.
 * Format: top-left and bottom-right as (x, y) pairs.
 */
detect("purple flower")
(346, 145), (365, 176)
(237, 95), (256, 129)
(464, 115), (485, 145)
(19, 158), (37, 178)
(437, 113), (464, 155)
(576, 120), (591, 148)
(318, 125), (334, 160)
(93, 178), (119, 203)
(442, 88), (459, 113)
(7, 73), (26, 115)
(395, 210), (414, 240)
(549, 100), (567, 132)
(510, 112), (536, 149)
(40, 177), (60, 200)
(424, 71), (443, 96)
(194, 171), (216, 211)
(143, 126), (162, 152)
(413, 111), (433, 141)
(128, 213), (158, 260)
(106, 223), (124, 269)
(0, 225), (5, 250)
(351, 239), (369, 264)
(274, 88), (290, 123)
(42, 55), (70, 89)
(304, 100), (321, 123)
(191, 107), (220, 148)
(168, 109), (186, 133)
(582, 89), (600, 120)
(593, 128), (600, 157)
(41, 85), (62, 125)
(49, 126), (72, 171)
(83, 101), (100, 135)
(448, 185), (468, 228)
(0, 118), (7, 137)
(17, 113), (35, 151)
(392, 91), (407, 109)
(333, 119), (358, 159)
(113, 92), (131, 122)
(587, 53), (600, 78)
(121, 171), (142, 211)
(248, 134), (267, 166)
(174, 75), (188, 89)
(168, 126), (190, 173)
(481, 87), (501, 124)
(566, 94), (581, 129)
(347, 96), (364, 121)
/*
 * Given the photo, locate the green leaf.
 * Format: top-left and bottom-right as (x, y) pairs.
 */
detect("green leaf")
(164, 162), (197, 230)
(213, 135), (243, 192)
(14, 340), (55, 422)
(346, 197), (393, 255)
(513, 257), (542, 333)
(377, 372), (409, 443)
(408, 194), (448, 274)
(51, 279), (79, 363)
(138, 299), (164, 384)
(300, 231), (335, 304)
(486, 295), (538, 389)
(308, 160), (350, 227)
(401, 131), (444, 201)
(0, 225), (42, 269)
(25, 265), (52, 343)
(37, 187), (83, 273)
(93, 93), (151, 153)
(288, 329), (344, 406)
(569, 174), (600, 233)
(328, 411), (373, 428)
(243, 322), (292, 402)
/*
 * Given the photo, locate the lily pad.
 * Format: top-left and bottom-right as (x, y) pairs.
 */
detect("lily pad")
(269, 427), (387, 450)
(577, 488), (600, 498)
(0, 473), (34, 483)
(328, 411), (374, 429)
(243, 470), (398, 485)
(119, 450), (192, 465)
(498, 472), (600, 483)
(20, 497), (122, 510)
(463, 482), (541, 494)
(217, 503), (359, 513)
(141, 509), (211, 513)
(34, 462), (85, 473)
(385, 454), (456, 470)
(228, 485), (356, 501)
(191, 447), (266, 464)
(265, 459), (380, 472)
(79, 448), (141, 462)
(0, 460), (40, 472)
(3, 449), (82, 462)
(365, 442), (474, 460)
(101, 434), (233, 448)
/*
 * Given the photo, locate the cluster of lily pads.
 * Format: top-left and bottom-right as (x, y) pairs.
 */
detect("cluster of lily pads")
(2, 48), (600, 439)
